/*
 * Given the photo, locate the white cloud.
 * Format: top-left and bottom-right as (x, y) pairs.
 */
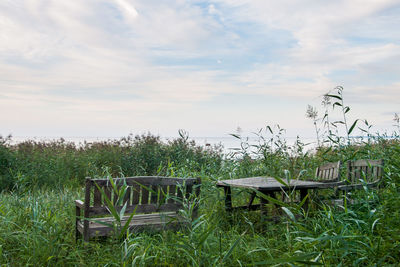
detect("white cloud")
(0, 0), (399, 137)
(114, 0), (138, 22)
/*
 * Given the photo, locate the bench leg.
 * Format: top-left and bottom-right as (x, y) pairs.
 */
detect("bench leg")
(75, 206), (81, 242)
(83, 221), (90, 242)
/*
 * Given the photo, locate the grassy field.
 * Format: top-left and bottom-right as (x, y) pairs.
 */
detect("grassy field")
(1, 88), (400, 265)
(0, 128), (399, 266)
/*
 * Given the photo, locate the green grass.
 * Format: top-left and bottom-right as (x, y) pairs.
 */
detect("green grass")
(0, 130), (399, 266)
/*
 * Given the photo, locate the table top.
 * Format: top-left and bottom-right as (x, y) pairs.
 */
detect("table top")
(217, 177), (325, 192)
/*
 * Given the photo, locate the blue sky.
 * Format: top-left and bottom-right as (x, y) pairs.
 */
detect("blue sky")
(0, 0), (399, 140)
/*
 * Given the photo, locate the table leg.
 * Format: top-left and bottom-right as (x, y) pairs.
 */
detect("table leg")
(223, 186), (232, 211)
(260, 191), (276, 218)
(260, 193), (268, 218)
(247, 191), (256, 210)
(300, 189), (308, 211)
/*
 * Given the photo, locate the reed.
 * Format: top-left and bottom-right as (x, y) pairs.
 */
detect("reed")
(0, 95), (399, 265)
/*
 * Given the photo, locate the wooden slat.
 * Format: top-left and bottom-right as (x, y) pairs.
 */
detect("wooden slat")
(321, 169), (325, 179)
(160, 185), (168, 204)
(89, 176), (198, 186)
(124, 187), (131, 206)
(150, 185), (158, 204)
(141, 186), (149, 204)
(352, 159), (382, 167)
(104, 186), (112, 204)
(186, 184), (193, 198)
(77, 212), (189, 238)
(374, 166), (378, 180)
(88, 203), (183, 216)
(93, 186), (102, 207)
(177, 186), (183, 202)
(132, 185), (140, 204)
(168, 185), (176, 204)
(315, 167), (320, 180)
(113, 186), (119, 205)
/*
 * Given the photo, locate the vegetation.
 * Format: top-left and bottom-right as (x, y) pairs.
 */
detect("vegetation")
(0, 88), (399, 266)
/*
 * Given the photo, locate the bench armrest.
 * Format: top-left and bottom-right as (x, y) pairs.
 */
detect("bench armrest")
(75, 200), (84, 209)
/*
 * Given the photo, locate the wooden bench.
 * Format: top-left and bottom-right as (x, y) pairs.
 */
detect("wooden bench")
(75, 176), (201, 241)
(312, 161), (346, 188)
(282, 161), (343, 203)
(338, 159), (384, 191)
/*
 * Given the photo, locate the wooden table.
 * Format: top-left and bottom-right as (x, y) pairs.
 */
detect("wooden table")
(217, 177), (326, 213)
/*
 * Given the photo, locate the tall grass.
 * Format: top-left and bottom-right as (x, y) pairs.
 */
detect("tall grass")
(0, 133), (222, 191)
(0, 90), (399, 265)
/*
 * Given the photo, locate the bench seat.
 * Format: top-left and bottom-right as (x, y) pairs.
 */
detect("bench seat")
(76, 212), (188, 238)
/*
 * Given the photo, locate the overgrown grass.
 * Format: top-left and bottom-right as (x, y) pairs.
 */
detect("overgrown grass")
(0, 131), (398, 266)
(0, 133), (223, 191)
(1, 89), (400, 265)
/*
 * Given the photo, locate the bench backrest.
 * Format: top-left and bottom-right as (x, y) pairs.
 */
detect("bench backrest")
(83, 176), (201, 217)
(347, 159), (384, 184)
(315, 161), (341, 183)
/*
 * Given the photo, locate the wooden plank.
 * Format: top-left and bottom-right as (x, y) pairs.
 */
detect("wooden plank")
(150, 185), (158, 204)
(352, 159), (382, 167)
(320, 161), (340, 169)
(93, 186), (102, 207)
(113, 186), (119, 205)
(186, 184), (193, 198)
(124, 187), (131, 206)
(141, 186), (149, 205)
(217, 177), (325, 191)
(132, 185), (140, 204)
(168, 185), (176, 204)
(177, 186), (183, 202)
(89, 177), (198, 187)
(315, 167), (320, 180)
(78, 212), (189, 238)
(88, 203), (183, 216)
(104, 186), (112, 204)
(160, 185), (168, 204)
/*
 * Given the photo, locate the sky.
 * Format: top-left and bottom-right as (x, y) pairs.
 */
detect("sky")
(1, 0), (399, 140)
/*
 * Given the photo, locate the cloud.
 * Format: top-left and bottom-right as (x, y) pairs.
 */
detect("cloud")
(113, 0), (138, 21)
(0, 0), (399, 136)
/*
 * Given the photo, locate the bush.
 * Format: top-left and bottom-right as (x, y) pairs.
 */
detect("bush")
(0, 136), (16, 191)
(0, 133), (223, 189)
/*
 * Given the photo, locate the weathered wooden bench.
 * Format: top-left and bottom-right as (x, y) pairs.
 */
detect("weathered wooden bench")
(338, 159), (384, 191)
(75, 176), (201, 241)
(314, 161), (342, 184)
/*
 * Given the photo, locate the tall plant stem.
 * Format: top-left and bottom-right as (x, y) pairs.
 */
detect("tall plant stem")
(314, 121), (320, 147)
